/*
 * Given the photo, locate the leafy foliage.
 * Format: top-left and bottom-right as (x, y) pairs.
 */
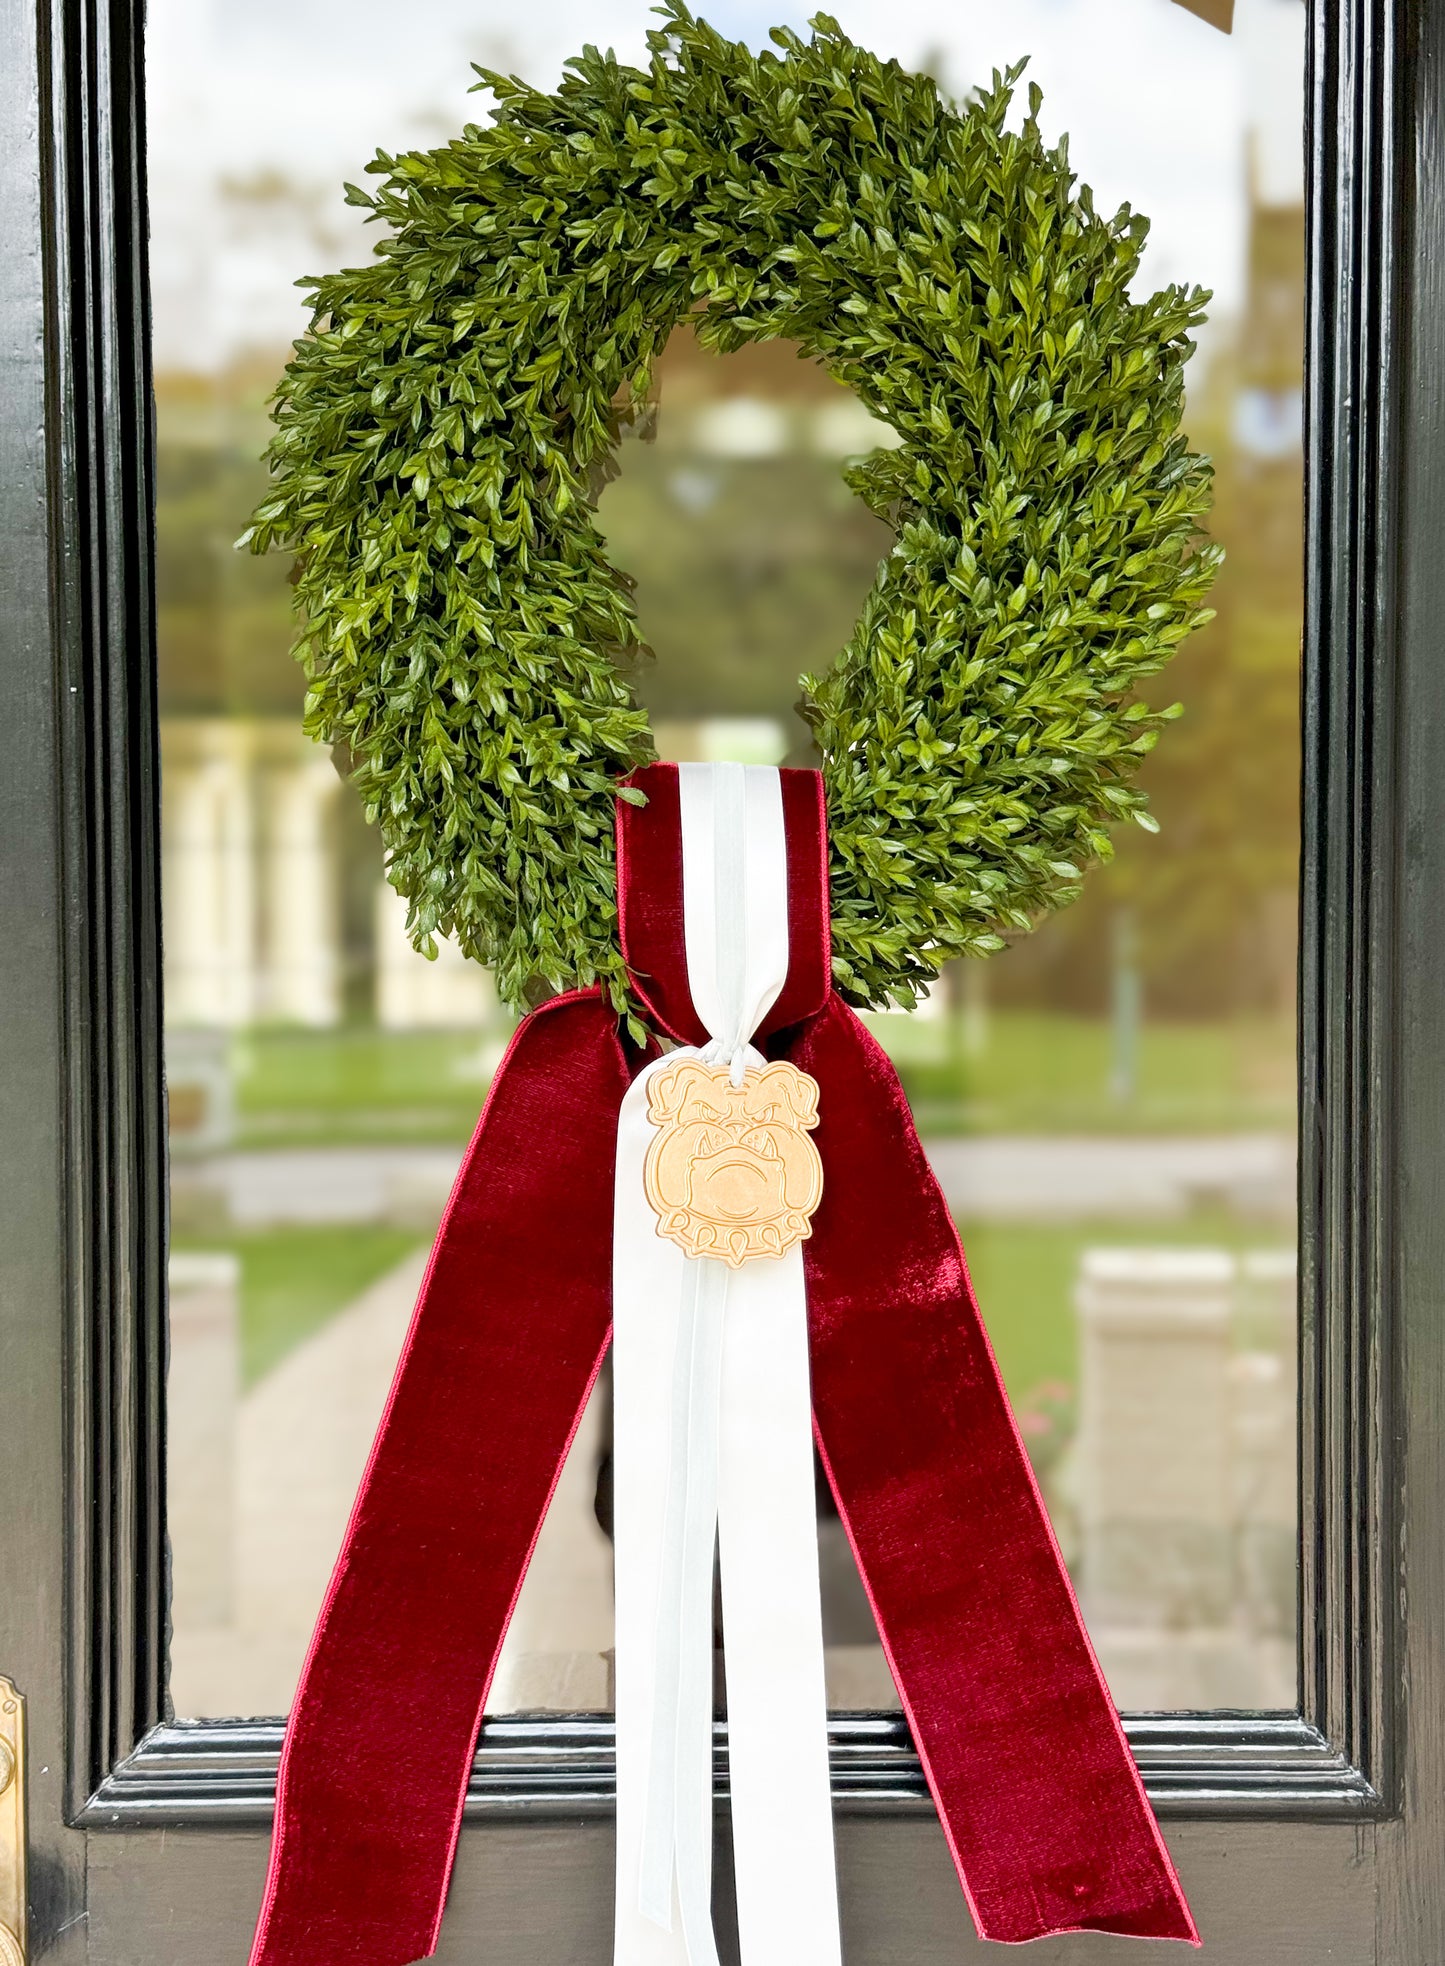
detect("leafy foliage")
(245, 5), (1218, 1016)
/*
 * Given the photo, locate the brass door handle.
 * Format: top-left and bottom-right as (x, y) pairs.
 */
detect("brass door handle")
(0, 1680), (25, 1966)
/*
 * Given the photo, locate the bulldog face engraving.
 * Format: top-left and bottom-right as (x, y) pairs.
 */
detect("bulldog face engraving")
(642, 1059), (823, 1267)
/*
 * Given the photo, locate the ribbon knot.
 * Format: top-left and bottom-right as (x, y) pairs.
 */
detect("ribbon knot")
(615, 762), (833, 1051)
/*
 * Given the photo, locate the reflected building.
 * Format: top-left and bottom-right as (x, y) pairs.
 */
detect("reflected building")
(153, 0), (1308, 1723)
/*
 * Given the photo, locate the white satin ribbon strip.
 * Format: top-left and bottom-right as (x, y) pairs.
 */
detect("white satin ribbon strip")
(676, 762), (790, 1070)
(613, 764), (841, 1966)
(638, 1252), (726, 1959)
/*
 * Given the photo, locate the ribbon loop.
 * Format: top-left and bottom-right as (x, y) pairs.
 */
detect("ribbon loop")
(617, 763), (832, 1047)
(677, 761), (788, 1065)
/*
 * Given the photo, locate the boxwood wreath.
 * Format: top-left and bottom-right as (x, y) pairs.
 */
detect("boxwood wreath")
(244, 5), (1220, 1024)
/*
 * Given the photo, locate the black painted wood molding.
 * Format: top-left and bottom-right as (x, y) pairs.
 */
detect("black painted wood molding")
(43, 0), (169, 1819)
(1297, 0), (1401, 1811)
(76, 1712), (1382, 1830)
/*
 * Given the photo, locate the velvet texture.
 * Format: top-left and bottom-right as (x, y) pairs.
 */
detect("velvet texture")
(246, 763), (1195, 1966)
(786, 997), (1196, 1944)
(616, 763), (832, 1044)
(247, 992), (633, 1966)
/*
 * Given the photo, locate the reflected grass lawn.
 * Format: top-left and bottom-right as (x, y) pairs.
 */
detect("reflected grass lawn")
(225, 1011), (1295, 1149)
(174, 1225), (423, 1387)
(194, 1014), (1296, 1400)
(873, 1008), (1295, 1138)
(962, 1212), (1293, 1404)
(175, 1213), (1292, 1402)
(231, 1026), (506, 1148)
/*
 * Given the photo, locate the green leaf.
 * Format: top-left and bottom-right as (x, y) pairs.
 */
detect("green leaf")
(244, 2), (1217, 1019)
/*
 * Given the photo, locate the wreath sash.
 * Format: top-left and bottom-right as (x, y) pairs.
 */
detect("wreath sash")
(247, 765), (1196, 1966)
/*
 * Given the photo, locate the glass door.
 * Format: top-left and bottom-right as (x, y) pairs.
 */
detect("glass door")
(153, 0), (1303, 1733)
(1, 0), (1439, 1960)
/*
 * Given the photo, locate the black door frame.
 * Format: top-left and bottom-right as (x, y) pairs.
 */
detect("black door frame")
(2, 0), (1441, 1956)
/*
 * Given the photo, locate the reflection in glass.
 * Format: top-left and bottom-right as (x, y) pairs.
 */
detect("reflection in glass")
(152, 0), (1303, 1719)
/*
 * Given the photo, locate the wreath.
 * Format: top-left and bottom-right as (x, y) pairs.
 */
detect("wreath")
(245, 5), (1219, 1021)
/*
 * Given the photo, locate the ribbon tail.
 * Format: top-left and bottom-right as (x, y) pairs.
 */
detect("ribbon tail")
(785, 993), (1199, 1948)
(248, 988), (633, 1966)
(614, 1059), (720, 1966)
(638, 1255), (726, 1957)
(717, 1239), (841, 1966)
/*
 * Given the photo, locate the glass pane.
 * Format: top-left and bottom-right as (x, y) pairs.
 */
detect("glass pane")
(151, 0), (1302, 1718)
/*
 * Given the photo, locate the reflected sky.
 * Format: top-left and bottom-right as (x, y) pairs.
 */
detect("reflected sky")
(148, 0), (1302, 369)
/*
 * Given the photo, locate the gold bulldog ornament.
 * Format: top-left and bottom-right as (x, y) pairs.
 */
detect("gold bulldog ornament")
(642, 1057), (824, 1267)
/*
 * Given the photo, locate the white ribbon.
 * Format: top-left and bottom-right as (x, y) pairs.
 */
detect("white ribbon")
(613, 764), (841, 1966)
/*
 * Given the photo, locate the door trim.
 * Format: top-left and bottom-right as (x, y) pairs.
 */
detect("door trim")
(76, 1712), (1380, 1830)
(41, 0), (1404, 1834)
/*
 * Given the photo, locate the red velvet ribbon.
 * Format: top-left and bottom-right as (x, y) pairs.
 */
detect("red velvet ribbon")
(248, 764), (1196, 1966)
